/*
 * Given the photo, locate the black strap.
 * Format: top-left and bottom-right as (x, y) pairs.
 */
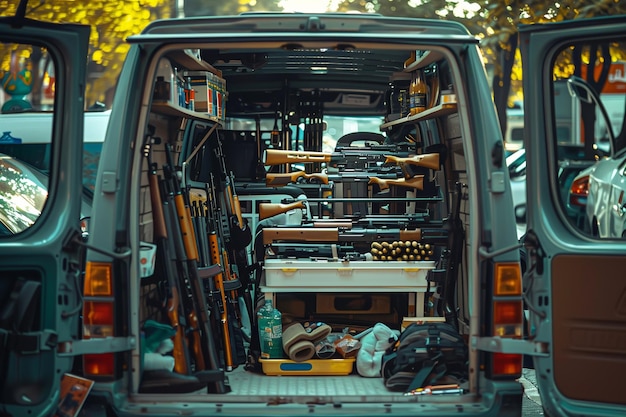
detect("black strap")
(407, 351), (444, 391)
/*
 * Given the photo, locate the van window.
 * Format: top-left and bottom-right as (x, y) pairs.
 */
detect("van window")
(0, 42), (56, 234)
(548, 37), (626, 238)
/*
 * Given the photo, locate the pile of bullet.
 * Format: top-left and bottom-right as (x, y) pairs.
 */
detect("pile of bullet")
(370, 241), (434, 261)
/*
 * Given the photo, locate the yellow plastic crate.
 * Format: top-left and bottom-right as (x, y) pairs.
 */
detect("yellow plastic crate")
(259, 358), (355, 376)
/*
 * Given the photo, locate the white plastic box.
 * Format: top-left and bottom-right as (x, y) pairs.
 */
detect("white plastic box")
(263, 259), (435, 291)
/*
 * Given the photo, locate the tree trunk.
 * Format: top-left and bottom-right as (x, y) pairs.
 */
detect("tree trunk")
(492, 33), (518, 140)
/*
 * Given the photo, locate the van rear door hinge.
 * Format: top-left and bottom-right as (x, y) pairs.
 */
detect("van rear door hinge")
(58, 336), (136, 357)
(471, 336), (549, 357)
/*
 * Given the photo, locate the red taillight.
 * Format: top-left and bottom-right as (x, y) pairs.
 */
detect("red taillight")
(489, 263), (523, 379)
(569, 175), (589, 207)
(83, 353), (115, 376)
(82, 262), (116, 377)
(491, 353), (523, 376)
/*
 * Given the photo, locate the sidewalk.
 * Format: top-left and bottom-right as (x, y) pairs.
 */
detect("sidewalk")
(519, 368), (542, 406)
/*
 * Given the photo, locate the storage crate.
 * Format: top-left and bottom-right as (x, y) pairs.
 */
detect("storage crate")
(259, 358), (355, 376)
(263, 259), (435, 291)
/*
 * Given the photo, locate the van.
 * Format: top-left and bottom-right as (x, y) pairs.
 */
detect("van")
(2, 10), (625, 417)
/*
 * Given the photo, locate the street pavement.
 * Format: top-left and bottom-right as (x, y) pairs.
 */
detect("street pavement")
(520, 368), (544, 416)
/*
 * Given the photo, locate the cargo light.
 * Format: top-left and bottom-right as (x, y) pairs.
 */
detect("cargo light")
(489, 262), (523, 379)
(82, 261), (116, 377)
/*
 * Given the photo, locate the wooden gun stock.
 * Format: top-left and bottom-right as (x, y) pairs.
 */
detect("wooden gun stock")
(258, 201), (306, 220)
(368, 175), (425, 190)
(265, 171), (329, 186)
(385, 153), (440, 171)
(263, 149), (331, 166)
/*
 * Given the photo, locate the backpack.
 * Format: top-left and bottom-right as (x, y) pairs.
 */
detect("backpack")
(381, 322), (468, 392)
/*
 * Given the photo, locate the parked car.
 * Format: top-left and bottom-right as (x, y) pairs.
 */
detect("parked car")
(568, 150), (626, 238)
(0, 153), (92, 235)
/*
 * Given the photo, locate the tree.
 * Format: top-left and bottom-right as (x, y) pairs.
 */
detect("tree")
(335, 0), (626, 141)
(184, 0), (281, 17)
(0, 0), (173, 107)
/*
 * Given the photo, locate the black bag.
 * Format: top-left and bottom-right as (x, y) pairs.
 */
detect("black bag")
(381, 322), (468, 392)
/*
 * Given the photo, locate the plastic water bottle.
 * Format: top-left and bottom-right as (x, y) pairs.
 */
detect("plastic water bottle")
(257, 299), (283, 359)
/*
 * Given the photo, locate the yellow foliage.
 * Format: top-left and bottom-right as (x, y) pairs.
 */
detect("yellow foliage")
(0, 0), (171, 106)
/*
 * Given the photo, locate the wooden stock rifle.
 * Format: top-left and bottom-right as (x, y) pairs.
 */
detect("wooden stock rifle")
(262, 225), (449, 246)
(205, 173), (243, 371)
(368, 174), (425, 190)
(265, 171), (329, 187)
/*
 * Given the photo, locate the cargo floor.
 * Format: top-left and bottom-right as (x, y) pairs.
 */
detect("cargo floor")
(226, 366), (399, 398)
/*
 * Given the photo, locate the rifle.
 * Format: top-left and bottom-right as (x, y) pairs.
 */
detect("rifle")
(368, 175), (425, 190)
(263, 146), (413, 171)
(266, 242), (365, 261)
(265, 171), (329, 187)
(262, 225), (449, 247)
(162, 145), (228, 393)
(205, 175), (235, 371)
(258, 201), (306, 221)
(144, 135), (191, 376)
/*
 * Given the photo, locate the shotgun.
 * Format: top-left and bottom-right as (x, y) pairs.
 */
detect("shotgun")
(368, 175), (425, 190)
(145, 140), (191, 376)
(265, 171), (329, 187)
(261, 225), (449, 246)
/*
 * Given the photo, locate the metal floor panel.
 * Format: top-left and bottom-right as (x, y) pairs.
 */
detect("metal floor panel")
(227, 366), (399, 397)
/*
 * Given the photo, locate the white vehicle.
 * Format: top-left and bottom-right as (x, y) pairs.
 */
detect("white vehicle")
(0, 109), (110, 190)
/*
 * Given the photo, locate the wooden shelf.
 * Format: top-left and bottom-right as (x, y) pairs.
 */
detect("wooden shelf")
(151, 101), (221, 123)
(167, 50), (222, 78)
(380, 102), (457, 130)
(403, 50), (444, 72)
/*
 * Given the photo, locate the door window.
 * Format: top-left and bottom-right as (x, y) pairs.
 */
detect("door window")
(0, 42), (56, 235)
(549, 37), (626, 238)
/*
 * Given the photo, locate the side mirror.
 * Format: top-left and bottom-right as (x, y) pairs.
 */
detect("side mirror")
(566, 76), (616, 146)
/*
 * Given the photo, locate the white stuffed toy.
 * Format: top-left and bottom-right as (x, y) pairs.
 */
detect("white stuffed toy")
(356, 323), (399, 377)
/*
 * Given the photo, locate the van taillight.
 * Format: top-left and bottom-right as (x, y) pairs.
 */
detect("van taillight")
(82, 261), (116, 377)
(569, 175), (589, 207)
(489, 263), (523, 378)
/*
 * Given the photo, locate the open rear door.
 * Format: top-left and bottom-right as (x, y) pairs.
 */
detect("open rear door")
(520, 15), (626, 417)
(0, 8), (90, 417)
